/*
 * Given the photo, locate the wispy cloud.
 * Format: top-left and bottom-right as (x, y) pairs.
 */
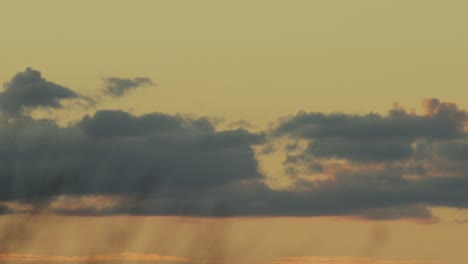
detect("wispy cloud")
(103, 76), (154, 97)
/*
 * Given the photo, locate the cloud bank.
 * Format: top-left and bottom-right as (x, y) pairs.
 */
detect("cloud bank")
(2, 68), (468, 222)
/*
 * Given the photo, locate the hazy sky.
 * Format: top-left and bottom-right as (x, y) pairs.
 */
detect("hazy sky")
(1, 1), (468, 264)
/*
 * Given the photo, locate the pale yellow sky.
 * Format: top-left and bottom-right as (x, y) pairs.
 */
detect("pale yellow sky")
(1, 0), (468, 126)
(1, 1), (468, 264)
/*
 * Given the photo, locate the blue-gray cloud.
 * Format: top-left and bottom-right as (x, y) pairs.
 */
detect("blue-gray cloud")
(3, 69), (468, 222)
(104, 77), (153, 97)
(0, 68), (79, 115)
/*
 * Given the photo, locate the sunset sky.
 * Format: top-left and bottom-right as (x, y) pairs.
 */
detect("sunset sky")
(1, 1), (468, 264)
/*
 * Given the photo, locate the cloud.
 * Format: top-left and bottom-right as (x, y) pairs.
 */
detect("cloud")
(0, 253), (190, 263)
(104, 77), (153, 97)
(3, 69), (468, 221)
(304, 138), (413, 162)
(0, 68), (80, 115)
(274, 99), (467, 163)
(432, 140), (468, 161)
(7, 169), (468, 219)
(261, 99), (468, 220)
(359, 204), (439, 223)
(0, 205), (12, 215)
(1, 98), (468, 220)
(79, 109), (214, 137)
(276, 100), (466, 141)
(0, 111), (264, 202)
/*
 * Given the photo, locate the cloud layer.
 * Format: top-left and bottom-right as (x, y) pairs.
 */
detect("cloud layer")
(2, 68), (468, 222)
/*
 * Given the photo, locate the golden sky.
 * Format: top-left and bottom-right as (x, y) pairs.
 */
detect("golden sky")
(1, 1), (468, 123)
(1, 1), (468, 264)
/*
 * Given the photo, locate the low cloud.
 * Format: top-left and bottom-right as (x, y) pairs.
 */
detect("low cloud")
(275, 99), (467, 162)
(359, 204), (439, 223)
(0, 205), (12, 215)
(2, 69), (468, 222)
(0, 111), (264, 202)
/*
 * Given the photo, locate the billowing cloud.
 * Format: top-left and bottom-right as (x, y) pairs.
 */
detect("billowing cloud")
(104, 77), (153, 97)
(3, 69), (468, 222)
(275, 99), (467, 163)
(276, 99), (466, 141)
(0, 111), (264, 202)
(262, 99), (468, 221)
(0, 68), (79, 115)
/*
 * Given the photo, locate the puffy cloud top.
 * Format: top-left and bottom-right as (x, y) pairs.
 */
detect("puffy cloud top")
(2, 69), (468, 222)
(0, 68), (78, 115)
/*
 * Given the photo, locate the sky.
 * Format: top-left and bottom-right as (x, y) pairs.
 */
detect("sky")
(1, 1), (468, 264)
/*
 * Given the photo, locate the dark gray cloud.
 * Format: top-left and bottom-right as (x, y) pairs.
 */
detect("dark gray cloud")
(359, 204), (438, 222)
(1, 109), (468, 220)
(0, 111), (264, 201)
(3, 68), (468, 222)
(2, 102), (468, 220)
(0, 205), (12, 215)
(49, 171), (468, 219)
(304, 138), (413, 162)
(79, 110), (214, 137)
(275, 99), (467, 163)
(104, 77), (153, 97)
(6, 157), (467, 220)
(0, 68), (79, 115)
(276, 100), (466, 141)
(432, 140), (468, 161)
